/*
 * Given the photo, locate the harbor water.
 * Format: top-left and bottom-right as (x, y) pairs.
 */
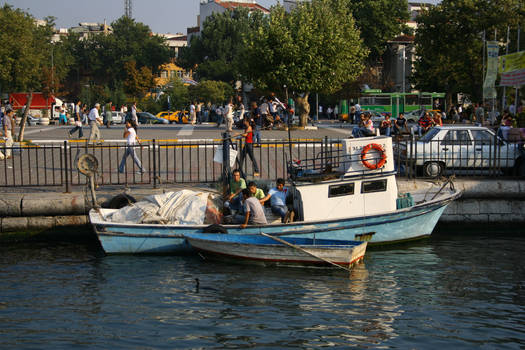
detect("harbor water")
(1, 229), (524, 349)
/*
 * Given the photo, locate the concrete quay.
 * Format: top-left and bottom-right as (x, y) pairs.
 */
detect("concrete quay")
(0, 179), (524, 239)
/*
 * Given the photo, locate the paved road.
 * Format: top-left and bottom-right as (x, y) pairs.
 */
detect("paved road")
(15, 120), (355, 143)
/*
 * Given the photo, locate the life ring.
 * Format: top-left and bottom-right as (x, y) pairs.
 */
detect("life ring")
(361, 143), (387, 170)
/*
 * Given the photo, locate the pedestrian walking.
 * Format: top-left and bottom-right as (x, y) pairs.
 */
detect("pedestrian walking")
(190, 102), (196, 125)
(104, 100), (113, 128)
(1, 108), (15, 159)
(88, 103), (103, 143)
(68, 100), (84, 138)
(236, 118), (260, 177)
(118, 120), (145, 174)
(225, 98), (234, 132)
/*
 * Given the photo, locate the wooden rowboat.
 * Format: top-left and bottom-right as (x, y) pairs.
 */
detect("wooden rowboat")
(185, 233), (367, 269)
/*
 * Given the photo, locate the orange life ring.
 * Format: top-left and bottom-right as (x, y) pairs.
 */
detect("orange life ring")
(361, 143), (387, 170)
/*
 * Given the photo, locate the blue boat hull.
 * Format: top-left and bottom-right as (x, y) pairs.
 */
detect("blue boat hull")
(90, 191), (459, 254)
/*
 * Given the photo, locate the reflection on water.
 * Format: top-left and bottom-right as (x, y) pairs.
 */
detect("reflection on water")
(0, 231), (524, 348)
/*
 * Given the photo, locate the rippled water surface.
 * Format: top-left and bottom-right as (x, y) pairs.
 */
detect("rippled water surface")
(1, 230), (524, 349)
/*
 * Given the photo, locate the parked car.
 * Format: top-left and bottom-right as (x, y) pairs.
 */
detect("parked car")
(111, 111), (124, 124)
(137, 112), (169, 125)
(396, 125), (523, 177)
(156, 111), (178, 123)
(155, 110), (189, 123)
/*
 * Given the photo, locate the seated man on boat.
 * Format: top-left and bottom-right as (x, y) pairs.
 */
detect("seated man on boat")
(260, 178), (290, 222)
(223, 169), (246, 213)
(247, 181), (266, 203)
(234, 188), (267, 228)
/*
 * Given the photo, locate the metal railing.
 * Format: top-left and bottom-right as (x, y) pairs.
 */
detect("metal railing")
(0, 136), (522, 190)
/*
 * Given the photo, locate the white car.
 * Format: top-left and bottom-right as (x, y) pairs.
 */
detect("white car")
(111, 111), (125, 124)
(396, 125), (523, 177)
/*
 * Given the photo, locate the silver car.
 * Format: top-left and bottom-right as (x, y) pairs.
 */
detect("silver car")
(396, 125), (522, 177)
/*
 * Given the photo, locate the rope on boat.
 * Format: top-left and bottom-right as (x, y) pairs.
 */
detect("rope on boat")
(430, 175), (456, 201)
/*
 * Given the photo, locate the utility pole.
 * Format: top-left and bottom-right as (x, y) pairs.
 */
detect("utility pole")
(125, 0), (132, 18)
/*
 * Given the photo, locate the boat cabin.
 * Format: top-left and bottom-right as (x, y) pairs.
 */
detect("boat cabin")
(288, 136), (398, 222)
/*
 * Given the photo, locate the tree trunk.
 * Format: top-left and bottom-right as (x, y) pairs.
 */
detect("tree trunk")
(296, 92), (310, 127)
(18, 91), (32, 142)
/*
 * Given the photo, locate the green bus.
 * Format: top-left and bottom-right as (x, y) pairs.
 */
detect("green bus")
(339, 91), (445, 120)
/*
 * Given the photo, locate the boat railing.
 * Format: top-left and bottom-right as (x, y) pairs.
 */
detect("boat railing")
(287, 152), (391, 182)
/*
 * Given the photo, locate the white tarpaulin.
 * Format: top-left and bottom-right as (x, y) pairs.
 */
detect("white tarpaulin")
(107, 190), (220, 225)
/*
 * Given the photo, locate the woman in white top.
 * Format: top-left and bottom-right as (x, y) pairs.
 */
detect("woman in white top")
(118, 120), (145, 174)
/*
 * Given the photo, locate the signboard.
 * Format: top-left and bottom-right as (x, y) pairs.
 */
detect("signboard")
(499, 50), (525, 87)
(483, 41), (498, 99)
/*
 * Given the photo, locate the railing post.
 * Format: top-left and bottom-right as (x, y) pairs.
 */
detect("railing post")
(153, 139), (157, 189)
(63, 140), (70, 193)
(222, 132), (231, 190)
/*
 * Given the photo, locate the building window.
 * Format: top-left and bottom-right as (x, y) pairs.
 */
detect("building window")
(361, 180), (387, 193)
(328, 183), (354, 198)
(170, 70), (176, 78)
(160, 71), (168, 79)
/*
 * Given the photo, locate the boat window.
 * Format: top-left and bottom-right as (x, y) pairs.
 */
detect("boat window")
(361, 180), (387, 193)
(328, 183), (354, 197)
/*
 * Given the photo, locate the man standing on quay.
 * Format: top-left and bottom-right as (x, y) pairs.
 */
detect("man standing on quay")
(88, 103), (103, 144)
(1, 108), (15, 159)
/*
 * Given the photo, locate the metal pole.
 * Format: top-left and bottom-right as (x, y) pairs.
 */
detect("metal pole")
(502, 26), (510, 113)
(315, 93), (319, 123)
(402, 45), (406, 93)
(492, 28), (497, 122)
(222, 132), (231, 191)
(153, 139), (157, 189)
(63, 140), (70, 193)
(514, 25), (521, 115)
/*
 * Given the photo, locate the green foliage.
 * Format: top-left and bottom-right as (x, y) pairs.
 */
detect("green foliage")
(413, 0), (524, 103)
(246, 0), (367, 96)
(0, 5), (52, 92)
(348, 0), (410, 63)
(139, 97), (162, 115)
(177, 7), (265, 82)
(188, 80), (234, 104)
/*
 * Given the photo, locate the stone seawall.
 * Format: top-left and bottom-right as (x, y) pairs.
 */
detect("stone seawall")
(0, 179), (524, 236)
(397, 179), (525, 224)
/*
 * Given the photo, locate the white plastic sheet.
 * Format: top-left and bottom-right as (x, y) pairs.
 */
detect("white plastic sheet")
(107, 190), (220, 225)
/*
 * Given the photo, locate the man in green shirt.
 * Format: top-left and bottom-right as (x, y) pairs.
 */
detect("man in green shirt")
(247, 181), (266, 201)
(224, 169), (246, 212)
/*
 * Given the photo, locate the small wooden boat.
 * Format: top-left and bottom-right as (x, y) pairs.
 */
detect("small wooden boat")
(185, 233), (367, 269)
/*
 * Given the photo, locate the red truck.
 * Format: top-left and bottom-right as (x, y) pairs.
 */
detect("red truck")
(9, 92), (64, 119)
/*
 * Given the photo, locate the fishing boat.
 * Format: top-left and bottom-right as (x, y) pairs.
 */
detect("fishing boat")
(185, 233), (367, 269)
(89, 136), (461, 254)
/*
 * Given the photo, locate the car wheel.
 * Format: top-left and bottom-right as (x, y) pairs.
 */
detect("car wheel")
(423, 161), (444, 178)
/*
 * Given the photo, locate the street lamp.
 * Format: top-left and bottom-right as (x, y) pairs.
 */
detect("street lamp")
(401, 45), (406, 93)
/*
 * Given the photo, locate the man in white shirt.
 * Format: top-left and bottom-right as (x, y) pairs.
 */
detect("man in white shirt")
(118, 120), (145, 174)
(190, 102), (196, 125)
(88, 103), (103, 143)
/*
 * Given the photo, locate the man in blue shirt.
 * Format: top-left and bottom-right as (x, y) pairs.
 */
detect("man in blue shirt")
(261, 178), (288, 222)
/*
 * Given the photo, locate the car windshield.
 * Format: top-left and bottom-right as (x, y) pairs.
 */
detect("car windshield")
(418, 127), (440, 142)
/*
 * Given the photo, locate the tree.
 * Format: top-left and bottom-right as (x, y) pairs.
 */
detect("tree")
(413, 0), (524, 104)
(245, 0), (367, 126)
(124, 60), (154, 98)
(348, 0), (410, 63)
(177, 7), (265, 82)
(188, 80), (234, 105)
